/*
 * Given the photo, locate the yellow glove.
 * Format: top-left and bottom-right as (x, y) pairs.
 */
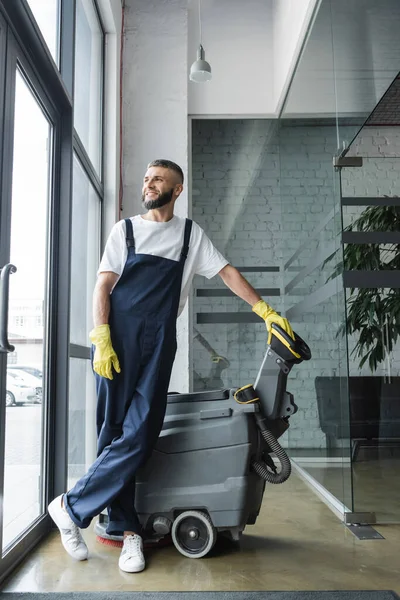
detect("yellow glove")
(252, 299), (295, 345)
(89, 324), (121, 380)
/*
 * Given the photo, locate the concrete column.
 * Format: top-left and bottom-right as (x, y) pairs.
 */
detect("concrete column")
(122, 0), (190, 391)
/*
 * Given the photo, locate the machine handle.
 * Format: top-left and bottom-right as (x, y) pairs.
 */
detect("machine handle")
(270, 322), (311, 362)
(0, 263), (17, 353)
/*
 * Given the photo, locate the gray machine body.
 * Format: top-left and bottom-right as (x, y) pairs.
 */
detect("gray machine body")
(95, 342), (296, 541)
(135, 389), (265, 537)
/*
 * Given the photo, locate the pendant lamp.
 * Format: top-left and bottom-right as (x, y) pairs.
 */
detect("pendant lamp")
(190, 0), (212, 82)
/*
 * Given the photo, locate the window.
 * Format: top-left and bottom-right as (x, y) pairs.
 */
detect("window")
(68, 358), (97, 487)
(68, 0), (105, 497)
(70, 155), (101, 346)
(74, 0), (104, 176)
(26, 0), (60, 66)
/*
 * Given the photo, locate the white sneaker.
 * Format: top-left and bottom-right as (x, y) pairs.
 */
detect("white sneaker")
(118, 534), (145, 573)
(48, 494), (88, 561)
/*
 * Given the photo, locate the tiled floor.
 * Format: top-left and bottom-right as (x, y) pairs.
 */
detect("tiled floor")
(2, 473), (399, 593)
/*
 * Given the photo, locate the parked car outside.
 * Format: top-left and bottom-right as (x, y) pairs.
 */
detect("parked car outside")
(7, 364), (42, 380)
(6, 371), (37, 407)
(7, 368), (42, 404)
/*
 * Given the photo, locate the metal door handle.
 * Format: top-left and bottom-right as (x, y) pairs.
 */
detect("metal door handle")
(0, 263), (17, 353)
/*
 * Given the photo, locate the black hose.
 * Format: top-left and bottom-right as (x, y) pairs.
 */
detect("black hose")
(252, 425), (291, 485)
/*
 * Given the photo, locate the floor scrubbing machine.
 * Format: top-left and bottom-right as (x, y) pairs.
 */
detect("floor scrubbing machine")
(95, 323), (311, 558)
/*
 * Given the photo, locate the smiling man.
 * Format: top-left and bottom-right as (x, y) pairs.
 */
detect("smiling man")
(48, 159), (294, 574)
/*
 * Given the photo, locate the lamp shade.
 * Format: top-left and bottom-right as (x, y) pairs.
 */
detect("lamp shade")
(190, 44), (212, 82)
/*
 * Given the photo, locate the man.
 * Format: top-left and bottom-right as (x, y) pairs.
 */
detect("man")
(48, 159), (294, 573)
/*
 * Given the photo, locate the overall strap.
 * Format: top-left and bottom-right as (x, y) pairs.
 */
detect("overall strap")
(124, 218), (135, 250)
(180, 219), (193, 262)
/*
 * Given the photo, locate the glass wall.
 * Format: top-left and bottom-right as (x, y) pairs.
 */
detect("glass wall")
(341, 153), (400, 523)
(280, 0), (400, 522)
(191, 117), (352, 512)
(191, 0), (400, 523)
(278, 120), (352, 511)
(191, 120), (284, 397)
(330, 0), (400, 154)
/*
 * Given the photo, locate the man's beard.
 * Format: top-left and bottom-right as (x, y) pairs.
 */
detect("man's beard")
(142, 188), (173, 210)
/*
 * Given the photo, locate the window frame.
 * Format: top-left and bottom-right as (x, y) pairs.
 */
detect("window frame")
(0, 0), (107, 584)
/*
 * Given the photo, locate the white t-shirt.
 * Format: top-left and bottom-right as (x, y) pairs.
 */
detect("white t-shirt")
(98, 214), (229, 316)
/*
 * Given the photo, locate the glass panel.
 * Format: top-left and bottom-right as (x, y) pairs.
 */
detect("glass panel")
(191, 118), (287, 441)
(282, 0), (400, 152)
(3, 70), (51, 550)
(193, 287), (278, 394)
(279, 0), (355, 516)
(281, 0), (400, 522)
(191, 119), (352, 512)
(74, 0), (103, 175)
(68, 358), (97, 490)
(279, 120), (352, 512)
(70, 155), (101, 346)
(281, 2), (338, 120)
(341, 154), (400, 522)
(331, 0), (400, 153)
(26, 0), (60, 66)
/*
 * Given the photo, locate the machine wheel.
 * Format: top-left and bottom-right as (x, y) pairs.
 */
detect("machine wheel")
(171, 510), (216, 558)
(6, 391), (15, 407)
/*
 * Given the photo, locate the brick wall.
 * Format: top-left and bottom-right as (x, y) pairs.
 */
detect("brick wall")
(279, 122), (346, 449)
(191, 119), (400, 450)
(192, 120), (283, 396)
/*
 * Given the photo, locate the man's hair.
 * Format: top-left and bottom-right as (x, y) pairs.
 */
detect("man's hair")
(147, 159), (184, 184)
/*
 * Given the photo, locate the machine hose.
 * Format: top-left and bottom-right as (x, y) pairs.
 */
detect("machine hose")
(252, 427), (291, 484)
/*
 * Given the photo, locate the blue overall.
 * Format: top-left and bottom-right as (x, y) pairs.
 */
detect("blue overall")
(64, 217), (192, 535)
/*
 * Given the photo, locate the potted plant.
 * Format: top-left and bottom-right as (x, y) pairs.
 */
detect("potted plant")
(327, 198), (400, 371)
(316, 199), (400, 456)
